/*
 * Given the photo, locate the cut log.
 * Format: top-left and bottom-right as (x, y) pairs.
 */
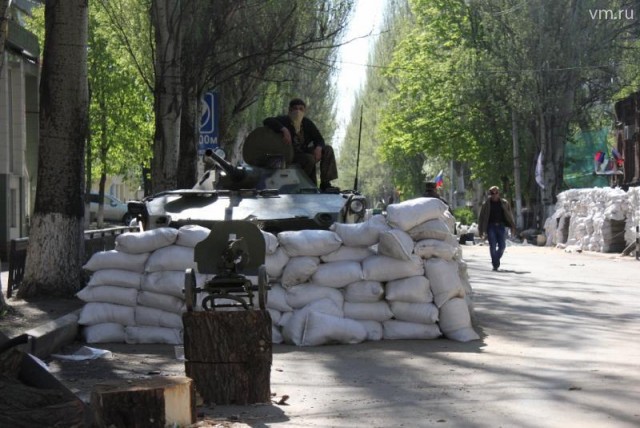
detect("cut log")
(91, 376), (195, 428)
(182, 310), (272, 404)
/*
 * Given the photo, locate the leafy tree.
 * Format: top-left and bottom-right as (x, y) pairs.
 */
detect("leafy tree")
(467, 0), (639, 217)
(87, 5), (153, 226)
(19, 0), (89, 298)
(337, 0), (415, 203)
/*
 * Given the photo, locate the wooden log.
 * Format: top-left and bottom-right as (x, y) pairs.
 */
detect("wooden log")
(186, 360), (271, 405)
(91, 376), (195, 428)
(182, 310), (272, 404)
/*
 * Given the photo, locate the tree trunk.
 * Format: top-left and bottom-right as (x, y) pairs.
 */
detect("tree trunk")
(0, 0), (8, 76)
(18, 0), (89, 298)
(150, 0), (183, 193)
(177, 85), (198, 189)
(0, 1), (7, 311)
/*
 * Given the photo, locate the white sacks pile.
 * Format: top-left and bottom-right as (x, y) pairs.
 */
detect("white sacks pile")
(79, 197), (479, 345)
(544, 187), (630, 252)
(267, 197), (479, 345)
(79, 225), (210, 345)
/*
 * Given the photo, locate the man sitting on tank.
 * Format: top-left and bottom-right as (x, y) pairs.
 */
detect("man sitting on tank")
(263, 98), (338, 192)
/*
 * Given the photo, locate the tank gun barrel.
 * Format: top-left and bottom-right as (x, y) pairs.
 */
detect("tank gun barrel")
(211, 150), (245, 181)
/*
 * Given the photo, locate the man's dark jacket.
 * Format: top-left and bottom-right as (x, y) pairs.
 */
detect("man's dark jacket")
(263, 115), (325, 153)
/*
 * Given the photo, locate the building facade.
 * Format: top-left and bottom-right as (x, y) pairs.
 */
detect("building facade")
(0, 0), (39, 259)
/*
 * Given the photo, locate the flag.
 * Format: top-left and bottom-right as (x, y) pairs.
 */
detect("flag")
(434, 170), (444, 188)
(535, 152), (545, 189)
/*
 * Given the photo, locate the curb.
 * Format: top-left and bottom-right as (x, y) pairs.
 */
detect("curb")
(23, 309), (81, 359)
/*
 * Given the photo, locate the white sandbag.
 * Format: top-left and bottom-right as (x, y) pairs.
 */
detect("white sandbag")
(87, 269), (142, 289)
(142, 270), (206, 299)
(330, 215), (391, 247)
(125, 326), (182, 345)
(145, 245), (196, 273)
(266, 284), (293, 312)
(83, 323), (126, 343)
(78, 302), (135, 326)
(383, 320), (442, 340)
(282, 298), (343, 345)
(266, 248), (290, 279)
(321, 246), (374, 263)
(262, 230), (279, 255)
(281, 256), (320, 288)
(278, 230), (342, 257)
(343, 301), (393, 322)
(76, 285), (139, 307)
(438, 298), (480, 342)
(311, 261), (363, 288)
(408, 219), (452, 241)
(115, 228), (179, 254)
(390, 301), (439, 324)
(300, 311), (367, 346)
(83, 250), (149, 273)
(362, 255), (424, 282)
(425, 259), (465, 307)
(458, 260), (473, 296)
(135, 306), (183, 329)
(278, 311), (293, 328)
(343, 280), (384, 303)
(354, 320), (383, 341)
(267, 308), (282, 325)
(385, 276), (432, 303)
(137, 290), (186, 314)
(386, 197), (448, 231)
(272, 325), (284, 344)
(285, 284), (344, 309)
(414, 239), (457, 260)
(378, 229), (414, 260)
(176, 224), (211, 247)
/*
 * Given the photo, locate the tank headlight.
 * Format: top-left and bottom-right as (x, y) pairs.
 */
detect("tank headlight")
(349, 199), (365, 214)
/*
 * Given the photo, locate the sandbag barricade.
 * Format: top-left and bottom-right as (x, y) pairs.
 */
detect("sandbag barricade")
(79, 199), (480, 346)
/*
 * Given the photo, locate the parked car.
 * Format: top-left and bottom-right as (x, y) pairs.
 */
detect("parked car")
(89, 193), (132, 225)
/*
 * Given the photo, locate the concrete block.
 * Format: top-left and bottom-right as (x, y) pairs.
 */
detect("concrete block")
(25, 309), (81, 358)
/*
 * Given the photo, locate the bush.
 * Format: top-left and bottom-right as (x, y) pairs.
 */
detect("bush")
(453, 207), (475, 225)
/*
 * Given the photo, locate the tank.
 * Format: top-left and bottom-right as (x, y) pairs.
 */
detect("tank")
(129, 127), (367, 233)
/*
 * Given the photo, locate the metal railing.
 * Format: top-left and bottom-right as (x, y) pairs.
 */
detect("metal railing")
(6, 226), (138, 298)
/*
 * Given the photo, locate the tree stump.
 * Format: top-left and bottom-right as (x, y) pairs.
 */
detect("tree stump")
(182, 310), (272, 405)
(91, 376), (195, 428)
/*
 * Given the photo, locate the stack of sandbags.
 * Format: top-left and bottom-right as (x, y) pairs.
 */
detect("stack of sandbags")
(80, 197), (480, 346)
(624, 187), (640, 246)
(385, 198), (477, 341)
(545, 188), (630, 252)
(269, 199), (480, 346)
(79, 226), (204, 345)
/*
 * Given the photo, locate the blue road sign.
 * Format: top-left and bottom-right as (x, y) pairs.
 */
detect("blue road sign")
(199, 91), (219, 155)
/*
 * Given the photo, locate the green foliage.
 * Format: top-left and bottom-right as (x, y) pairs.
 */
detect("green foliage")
(26, 3), (153, 190)
(453, 207), (475, 226)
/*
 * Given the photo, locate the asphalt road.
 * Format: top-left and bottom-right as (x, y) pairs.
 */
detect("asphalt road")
(46, 243), (640, 428)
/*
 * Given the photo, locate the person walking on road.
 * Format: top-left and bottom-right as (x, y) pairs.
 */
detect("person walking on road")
(478, 186), (517, 271)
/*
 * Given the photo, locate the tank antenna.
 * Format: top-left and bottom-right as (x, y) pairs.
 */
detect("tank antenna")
(354, 104), (363, 191)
